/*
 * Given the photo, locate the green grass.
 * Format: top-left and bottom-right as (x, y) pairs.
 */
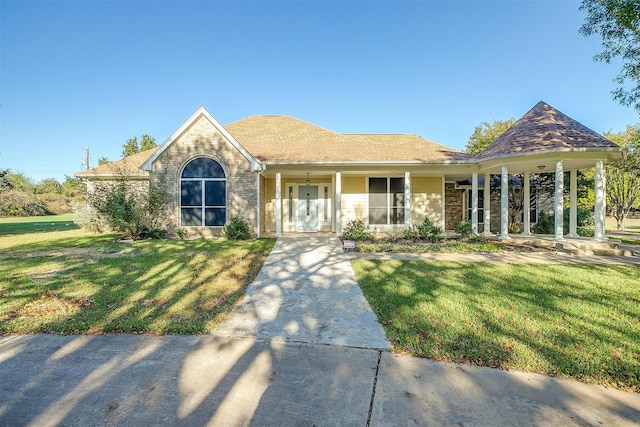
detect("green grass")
(352, 259), (640, 391)
(0, 214), (78, 236)
(0, 229), (275, 335)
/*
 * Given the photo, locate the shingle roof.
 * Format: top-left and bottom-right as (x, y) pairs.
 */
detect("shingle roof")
(478, 101), (618, 160)
(225, 115), (467, 162)
(76, 149), (155, 178)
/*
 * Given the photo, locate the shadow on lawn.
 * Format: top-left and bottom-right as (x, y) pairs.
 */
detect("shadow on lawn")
(354, 259), (640, 391)
(0, 234), (276, 335)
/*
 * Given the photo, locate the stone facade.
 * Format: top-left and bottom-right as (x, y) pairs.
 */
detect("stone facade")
(149, 115), (259, 239)
(444, 183), (464, 231)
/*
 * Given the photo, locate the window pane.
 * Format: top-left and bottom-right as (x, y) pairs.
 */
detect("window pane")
(205, 208), (226, 226)
(369, 208), (387, 225)
(205, 181), (226, 206)
(181, 208), (202, 226)
(391, 207), (404, 225)
(182, 158), (225, 178)
(369, 193), (387, 208)
(181, 181), (202, 206)
(391, 192), (404, 208)
(389, 177), (404, 193)
(369, 178), (387, 193)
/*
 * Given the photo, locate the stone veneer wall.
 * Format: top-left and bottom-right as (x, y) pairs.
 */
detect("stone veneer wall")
(149, 115), (258, 239)
(444, 183), (464, 231)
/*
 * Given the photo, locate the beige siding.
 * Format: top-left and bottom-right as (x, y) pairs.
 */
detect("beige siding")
(341, 176), (366, 225)
(411, 177), (443, 225)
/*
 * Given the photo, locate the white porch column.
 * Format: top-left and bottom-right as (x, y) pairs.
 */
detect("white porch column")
(471, 172), (478, 235)
(404, 172), (412, 229)
(499, 165), (510, 239)
(523, 172), (531, 235)
(554, 161), (564, 241)
(482, 173), (491, 235)
(569, 169), (578, 237)
(594, 160), (607, 241)
(331, 174), (336, 232)
(275, 172), (282, 237)
(335, 171), (342, 235)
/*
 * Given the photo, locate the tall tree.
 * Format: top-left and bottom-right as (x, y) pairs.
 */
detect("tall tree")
(580, 0), (640, 112)
(604, 125), (640, 230)
(122, 134), (158, 157)
(140, 134), (157, 151)
(465, 118), (516, 153)
(122, 137), (140, 157)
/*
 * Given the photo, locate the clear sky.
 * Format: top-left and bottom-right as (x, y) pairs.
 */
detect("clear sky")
(1, 0), (638, 183)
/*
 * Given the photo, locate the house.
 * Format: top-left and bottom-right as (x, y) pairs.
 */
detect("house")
(76, 101), (623, 241)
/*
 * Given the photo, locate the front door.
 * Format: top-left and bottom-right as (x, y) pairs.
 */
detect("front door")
(297, 185), (318, 231)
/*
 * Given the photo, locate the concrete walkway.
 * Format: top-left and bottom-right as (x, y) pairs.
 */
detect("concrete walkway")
(1, 236), (640, 426)
(213, 235), (390, 349)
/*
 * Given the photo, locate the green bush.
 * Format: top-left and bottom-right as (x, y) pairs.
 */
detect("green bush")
(563, 206), (594, 233)
(86, 179), (169, 240)
(223, 215), (250, 240)
(0, 190), (48, 217)
(415, 217), (442, 242)
(455, 220), (473, 237)
(402, 217), (442, 242)
(342, 219), (374, 241)
(532, 211), (554, 234)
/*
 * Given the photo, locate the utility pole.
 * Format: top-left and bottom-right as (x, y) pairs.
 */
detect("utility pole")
(81, 148), (89, 170)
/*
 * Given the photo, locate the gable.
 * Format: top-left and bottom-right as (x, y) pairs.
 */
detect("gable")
(141, 106), (263, 172)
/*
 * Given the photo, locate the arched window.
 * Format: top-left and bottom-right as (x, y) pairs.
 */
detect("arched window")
(180, 157), (226, 227)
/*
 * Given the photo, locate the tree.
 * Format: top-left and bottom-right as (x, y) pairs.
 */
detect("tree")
(122, 134), (157, 157)
(122, 137), (140, 157)
(465, 118), (516, 153)
(98, 157), (110, 166)
(604, 125), (640, 230)
(34, 178), (61, 194)
(580, 0), (640, 112)
(140, 134), (157, 151)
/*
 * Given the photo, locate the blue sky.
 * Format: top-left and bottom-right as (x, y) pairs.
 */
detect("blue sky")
(1, 0), (638, 183)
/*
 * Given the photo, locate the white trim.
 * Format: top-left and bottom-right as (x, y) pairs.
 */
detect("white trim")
(404, 172), (411, 229)
(499, 165), (510, 239)
(335, 172), (342, 235)
(256, 172), (261, 239)
(554, 160), (565, 242)
(141, 106), (264, 173)
(523, 172), (531, 235)
(275, 172), (282, 237)
(594, 161), (607, 241)
(482, 173), (491, 235)
(471, 172), (478, 235)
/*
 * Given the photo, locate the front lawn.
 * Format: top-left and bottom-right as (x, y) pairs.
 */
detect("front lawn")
(0, 230), (275, 334)
(0, 214), (78, 236)
(352, 259), (640, 391)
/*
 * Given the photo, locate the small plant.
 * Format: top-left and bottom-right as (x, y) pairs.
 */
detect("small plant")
(415, 217), (442, 242)
(223, 215), (250, 240)
(342, 219), (374, 241)
(455, 220), (473, 238)
(402, 227), (419, 240)
(532, 211), (554, 234)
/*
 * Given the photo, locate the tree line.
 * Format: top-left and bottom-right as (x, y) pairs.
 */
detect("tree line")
(0, 135), (158, 217)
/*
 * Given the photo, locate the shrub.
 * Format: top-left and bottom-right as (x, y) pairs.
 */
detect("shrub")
(415, 217), (442, 242)
(563, 206), (594, 234)
(532, 210), (554, 234)
(223, 215), (250, 240)
(455, 220), (473, 238)
(0, 190), (48, 216)
(342, 219), (374, 241)
(86, 179), (169, 240)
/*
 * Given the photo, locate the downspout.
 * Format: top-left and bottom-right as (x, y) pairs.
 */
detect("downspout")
(252, 160), (265, 239)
